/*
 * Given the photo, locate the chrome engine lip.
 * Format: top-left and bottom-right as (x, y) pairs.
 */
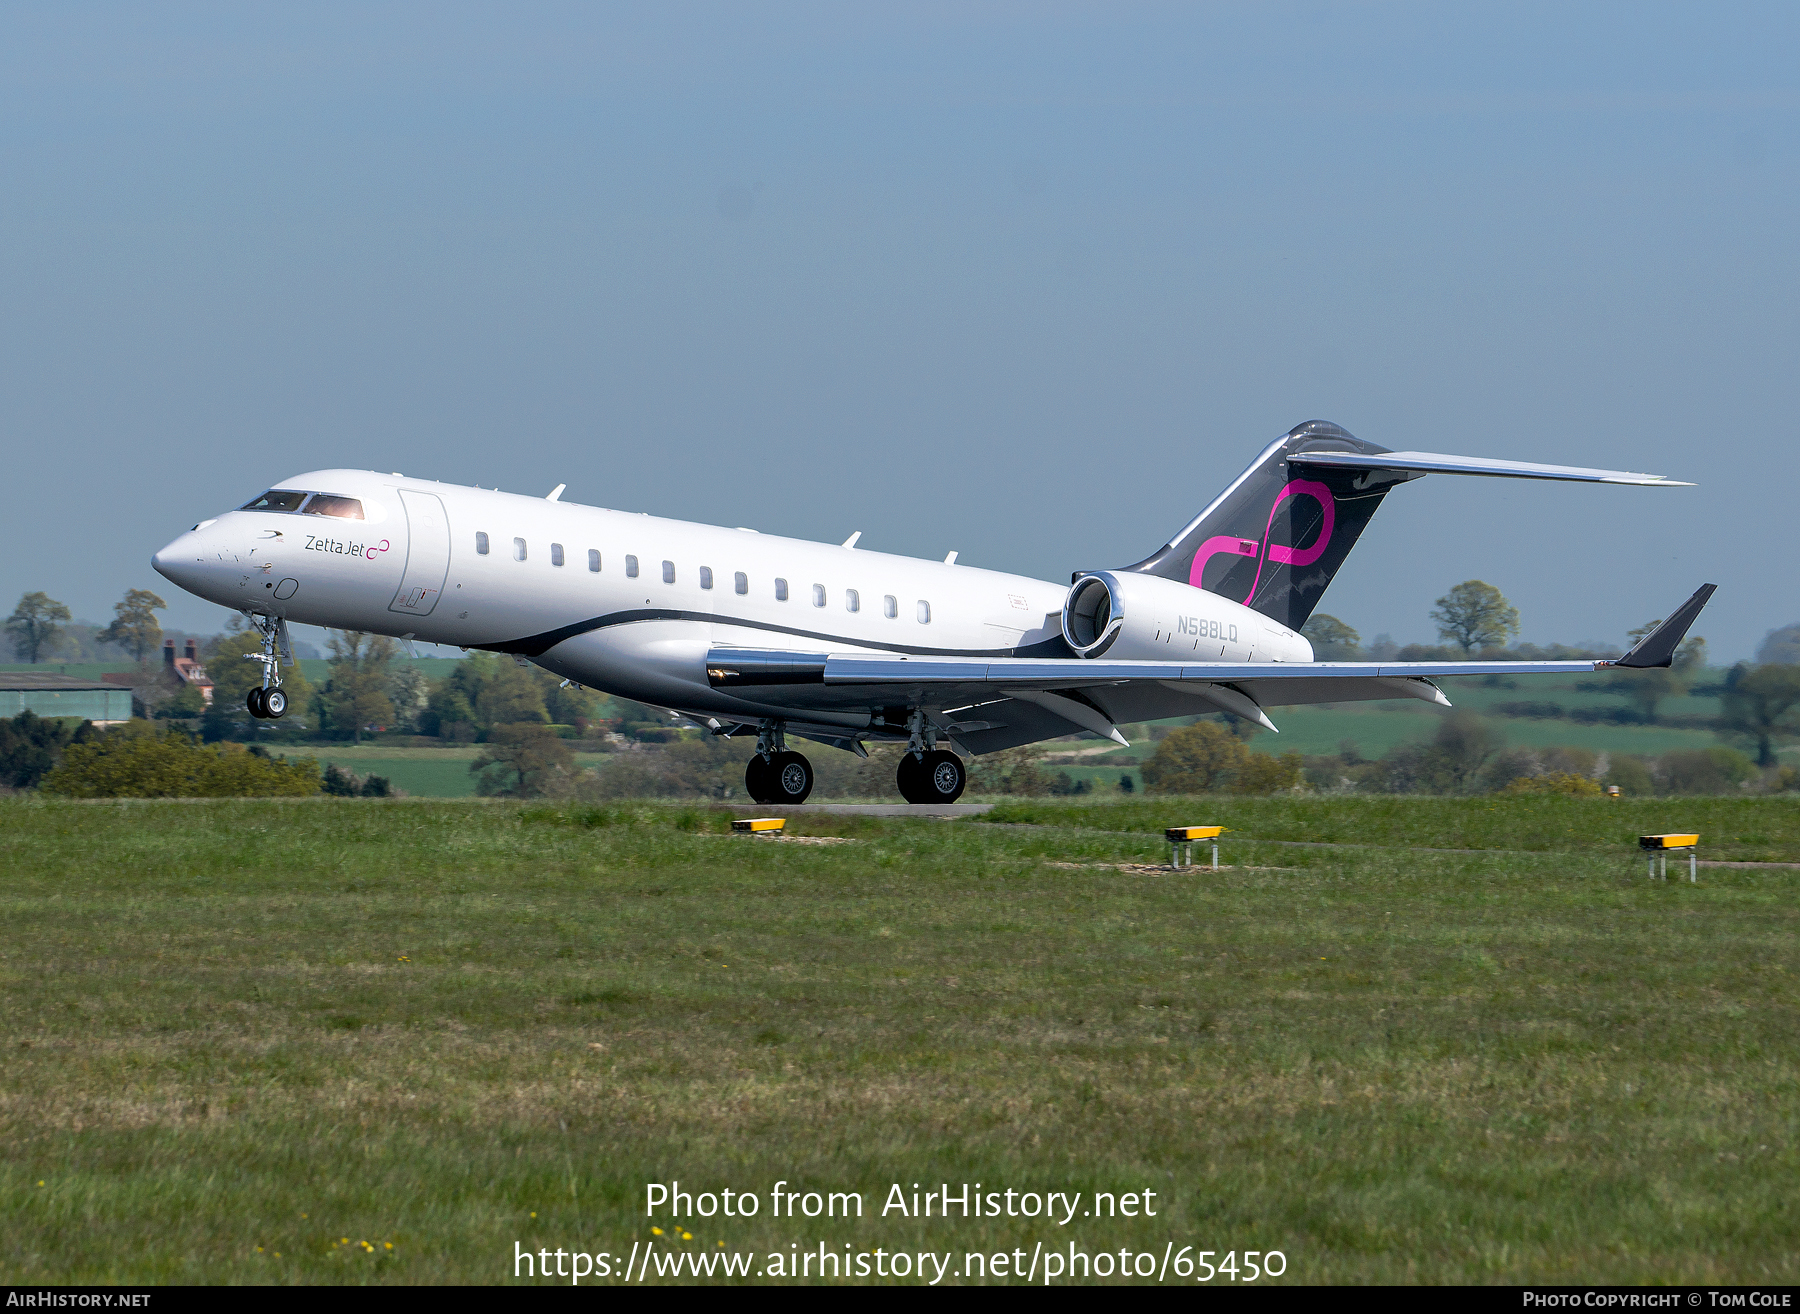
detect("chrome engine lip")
(1061, 572), (1125, 659)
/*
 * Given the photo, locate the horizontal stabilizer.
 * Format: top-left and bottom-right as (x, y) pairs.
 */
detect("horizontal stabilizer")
(1609, 584), (1717, 669)
(1293, 450), (1691, 486)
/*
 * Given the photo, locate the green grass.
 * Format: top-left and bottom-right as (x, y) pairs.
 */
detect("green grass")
(2, 797), (1797, 1284)
(302, 746), (615, 798)
(983, 796), (1800, 864)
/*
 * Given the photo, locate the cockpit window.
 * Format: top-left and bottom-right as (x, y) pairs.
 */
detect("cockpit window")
(299, 494), (364, 520)
(240, 490), (308, 513)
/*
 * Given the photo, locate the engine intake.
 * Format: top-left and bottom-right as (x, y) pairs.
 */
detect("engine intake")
(1060, 570), (1300, 662)
(1061, 573), (1126, 657)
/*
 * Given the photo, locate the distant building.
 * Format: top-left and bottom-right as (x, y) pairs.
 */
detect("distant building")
(164, 638), (215, 706)
(0, 673), (134, 725)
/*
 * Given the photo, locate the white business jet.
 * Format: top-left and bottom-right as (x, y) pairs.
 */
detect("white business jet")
(152, 421), (1711, 804)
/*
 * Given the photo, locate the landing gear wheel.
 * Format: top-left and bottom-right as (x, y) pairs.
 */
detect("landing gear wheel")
(246, 688), (268, 719)
(923, 749), (966, 802)
(262, 687), (288, 718)
(895, 751), (925, 801)
(744, 754), (775, 804)
(767, 750), (814, 804)
(896, 749), (966, 803)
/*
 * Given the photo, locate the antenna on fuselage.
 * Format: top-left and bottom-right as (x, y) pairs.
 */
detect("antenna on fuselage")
(546, 484), (566, 501)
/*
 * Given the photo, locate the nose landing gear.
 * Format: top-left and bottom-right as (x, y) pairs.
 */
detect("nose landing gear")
(242, 612), (293, 720)
(743, 722), (814, 804)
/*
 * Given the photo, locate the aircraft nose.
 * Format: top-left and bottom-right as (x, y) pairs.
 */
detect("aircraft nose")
(152, 527), (211, 593)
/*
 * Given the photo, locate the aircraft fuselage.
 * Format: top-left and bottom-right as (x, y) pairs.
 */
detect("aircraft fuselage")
(152, 468), (1307, 732)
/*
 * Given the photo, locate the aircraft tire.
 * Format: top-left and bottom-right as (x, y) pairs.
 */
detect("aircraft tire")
(744, 755), (775, 804)
(246, 688), (268, 718)
(263, 688), (288, 718)
(895, 751), (925, 802)
(767, 751), (814, 804)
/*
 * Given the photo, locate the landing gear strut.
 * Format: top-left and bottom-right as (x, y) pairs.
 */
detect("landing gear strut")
(743, 722), (814, 804)
(895, 708), (966, 803)
(242, 613), (291, 720)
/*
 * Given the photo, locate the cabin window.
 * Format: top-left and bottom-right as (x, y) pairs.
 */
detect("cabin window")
(775, 578), (788, 601)
(812, 583), (826, 607)
(551, 543), (565, 567)
(916, 599), (931, 624)
(662, 560), (675, 584)
(883, 594), (897, 618)
(240, 490), (307, 513)
(513, 538), (527, 562)
(625, 555), (639, 578)
(300, 494), (364, 520)
(734, 571), (748, 595)
(846, 589), (860, 613)
(699, 567), (713, 590)
(587, 549), (601, 572)
(476, 532), (490, 556)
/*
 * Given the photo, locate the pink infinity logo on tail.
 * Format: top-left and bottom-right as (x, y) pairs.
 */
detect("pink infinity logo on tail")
(1188, 479), (1335, 597)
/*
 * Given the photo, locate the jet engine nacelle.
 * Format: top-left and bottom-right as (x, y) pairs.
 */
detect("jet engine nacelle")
(1060, 571), (1311, 663)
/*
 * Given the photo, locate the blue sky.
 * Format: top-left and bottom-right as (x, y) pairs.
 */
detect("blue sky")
(3, 3), (1795, 657)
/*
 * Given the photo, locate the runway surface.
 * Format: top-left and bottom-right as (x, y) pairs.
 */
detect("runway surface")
(726, 802), (995, 818)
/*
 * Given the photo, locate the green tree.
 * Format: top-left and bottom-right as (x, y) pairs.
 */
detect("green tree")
(6, 592), (73, 664)
(1140, 721), (1249, 793)
(1233, 751), (1304, 794)
(1300, 614), (1361, 660)
(471, 723), (575, 796)
(1659, 746), (1757, 794)
(420, 653), (496, 737)
(1382, 712), (1503, 793)
(40, 724), (320, 797)
(1719, 663), (1800, 768)
(1429, 581), (1519, 654)
(97, 589), (168, 663)
(475, 661), (549, 727)
(323, 631), (398, 743)
(543, 678), (599, 728)
(386, 664), (431, 732)
(0, 711), (97, 789)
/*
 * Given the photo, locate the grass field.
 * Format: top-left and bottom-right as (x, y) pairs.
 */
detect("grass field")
(3, 796), (1797, 1285)
(303, 745), (617, 798)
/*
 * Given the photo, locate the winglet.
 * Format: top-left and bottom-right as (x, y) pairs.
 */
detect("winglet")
(1606, 584), (1717, 669)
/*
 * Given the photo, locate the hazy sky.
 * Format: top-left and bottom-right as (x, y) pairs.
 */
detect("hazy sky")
(3, 3), (1795, 658)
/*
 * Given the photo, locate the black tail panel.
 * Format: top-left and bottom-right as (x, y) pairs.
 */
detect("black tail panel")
(1124, 421), (1419, 630)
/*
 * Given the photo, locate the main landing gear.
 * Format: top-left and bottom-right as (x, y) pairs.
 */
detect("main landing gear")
(744, 723), (814, 804)
(894, 708), (966, 804)
(242, 613), (290, 720)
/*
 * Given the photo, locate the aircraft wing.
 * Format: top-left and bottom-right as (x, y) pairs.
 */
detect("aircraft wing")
(829, 655), (1601, 751)
(707, 650), (1602, 753)
(704, 584), (1714, 754)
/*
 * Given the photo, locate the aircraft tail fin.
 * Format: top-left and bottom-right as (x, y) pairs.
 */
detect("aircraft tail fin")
(1124, 421), (1414, 631)
(1125, 420), (1692, 631)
